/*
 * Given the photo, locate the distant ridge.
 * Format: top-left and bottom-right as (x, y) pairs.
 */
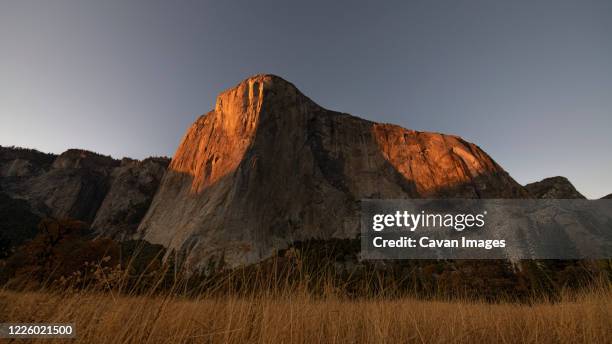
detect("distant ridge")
(525, 176), (586, 199)
(0, 145), (169, 240)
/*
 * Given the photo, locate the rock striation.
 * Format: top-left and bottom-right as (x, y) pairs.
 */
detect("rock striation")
(137, 74), (528, 268)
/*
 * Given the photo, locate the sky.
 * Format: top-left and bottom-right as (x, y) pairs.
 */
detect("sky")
(1, 1), (611, 198)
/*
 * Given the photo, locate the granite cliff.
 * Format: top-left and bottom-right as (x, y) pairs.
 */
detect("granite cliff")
(2, 75), (605, 268)
(137, 74), (527, 267)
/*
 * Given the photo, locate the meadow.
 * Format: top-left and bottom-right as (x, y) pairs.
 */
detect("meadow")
(1, 285), (610, 344)
(1, 221), (610, 343)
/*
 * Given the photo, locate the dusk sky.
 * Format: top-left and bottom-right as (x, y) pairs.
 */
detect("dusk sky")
(1, 0), (611, 198)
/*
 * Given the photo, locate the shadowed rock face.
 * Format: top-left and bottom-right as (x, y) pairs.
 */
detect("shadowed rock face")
(1, 149), (120, 221)
(525, 176), (586, 199)
(0, 147), (169, 238)
(602, 194), (612, 199)
(91, 157), (169, 239)
(138, 74), (528, 268)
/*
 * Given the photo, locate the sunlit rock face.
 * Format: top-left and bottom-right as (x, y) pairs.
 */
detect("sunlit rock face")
(138, 74), (527, 268)
(525, 176), (586, 199)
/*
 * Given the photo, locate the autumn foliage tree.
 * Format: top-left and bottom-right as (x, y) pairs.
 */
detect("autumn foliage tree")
(1, 218), (119, 288)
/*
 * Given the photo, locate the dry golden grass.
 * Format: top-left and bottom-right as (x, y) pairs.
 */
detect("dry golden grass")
(1, 286), (610, 344)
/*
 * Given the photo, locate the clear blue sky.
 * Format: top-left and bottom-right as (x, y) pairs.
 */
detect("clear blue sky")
(1, 1), (611, 198)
